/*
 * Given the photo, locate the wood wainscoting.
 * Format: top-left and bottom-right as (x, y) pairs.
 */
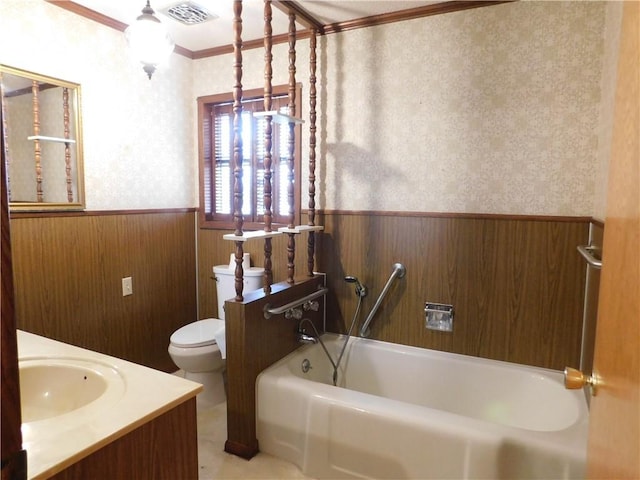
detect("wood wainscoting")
(315, 211), (590, 371)
(9, 210), (197, 372)
(198, 211), (590, 371)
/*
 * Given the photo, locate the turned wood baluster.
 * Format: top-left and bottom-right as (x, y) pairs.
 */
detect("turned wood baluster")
(262, 0), (274, 293)
(0, 73), (11, 201)
(63, 87), (73, 202)
(32, 81), (43, 203)
(286, 11), (296, 284)
(232, 0), (245, 300)
(307, 30), (317, 277)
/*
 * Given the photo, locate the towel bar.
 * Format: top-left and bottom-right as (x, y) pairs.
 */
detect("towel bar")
(577, 245), (602, 269)
(263, 287), (328, 319)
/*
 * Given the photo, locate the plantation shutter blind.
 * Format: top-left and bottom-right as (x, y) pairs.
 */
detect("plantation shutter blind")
(207, 94), (294, 224)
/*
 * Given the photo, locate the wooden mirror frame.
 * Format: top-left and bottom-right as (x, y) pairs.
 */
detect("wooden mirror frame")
(1, 65), (85, 212)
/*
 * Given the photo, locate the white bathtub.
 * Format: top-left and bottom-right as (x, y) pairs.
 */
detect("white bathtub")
(256, 334), (588, 479)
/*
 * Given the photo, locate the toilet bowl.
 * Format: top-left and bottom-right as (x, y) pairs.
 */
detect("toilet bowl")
(169, 319), (226, 405)
(168, 258), (264, 406)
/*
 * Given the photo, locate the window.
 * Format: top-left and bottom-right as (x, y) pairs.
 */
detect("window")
(198, 85), (302, 229)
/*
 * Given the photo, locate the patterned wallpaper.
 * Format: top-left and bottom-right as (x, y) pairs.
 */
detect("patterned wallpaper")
(195, 1), (617, 216)
(2, 1), (620, 216)
(0, 0), (195, 210)
(318, 1), (610, 215)
(4, 93), (36, 202)
(594, 1), (623, 222)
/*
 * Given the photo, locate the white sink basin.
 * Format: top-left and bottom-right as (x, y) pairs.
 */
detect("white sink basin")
(19, 357), (126, 423)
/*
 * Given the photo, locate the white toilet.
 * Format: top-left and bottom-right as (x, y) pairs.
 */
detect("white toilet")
(168, 254), (264, 405)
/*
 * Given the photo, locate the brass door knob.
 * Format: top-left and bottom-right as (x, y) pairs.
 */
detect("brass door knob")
(564, 367), (599, 395)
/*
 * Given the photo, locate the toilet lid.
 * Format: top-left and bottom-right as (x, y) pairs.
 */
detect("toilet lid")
(170, 319), (225, 348)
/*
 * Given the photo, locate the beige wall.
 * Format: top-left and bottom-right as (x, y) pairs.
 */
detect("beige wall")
(594, 1), (623, 222)
(2, 1), (618, 216)
(193, 1), (614, 216)
(319, 1), (606, 215)
(5, 93), (35, 201)
(0, 0), (195, 210)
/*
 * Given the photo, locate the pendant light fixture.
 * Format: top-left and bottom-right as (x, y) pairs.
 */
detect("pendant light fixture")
(125, 1), (175, 79)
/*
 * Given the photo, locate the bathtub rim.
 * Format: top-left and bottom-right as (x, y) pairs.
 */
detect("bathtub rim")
(256, 334), (589, 479)
(257, 332), (590, 441)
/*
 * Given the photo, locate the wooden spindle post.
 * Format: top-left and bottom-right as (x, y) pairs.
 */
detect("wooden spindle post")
(63, 87), (73, 202)
(262, 0), (274, 293)
(286, 11), (296, 284)
(232, 0), (245, 300)
(32, 81), (43, 203)
(307, 30), (317, 277)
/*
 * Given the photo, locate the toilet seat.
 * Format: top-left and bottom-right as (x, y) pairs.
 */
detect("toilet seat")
(170, 319), (225, 348)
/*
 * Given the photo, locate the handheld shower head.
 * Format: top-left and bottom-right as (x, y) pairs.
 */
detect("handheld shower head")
(344, 276), (367, 298)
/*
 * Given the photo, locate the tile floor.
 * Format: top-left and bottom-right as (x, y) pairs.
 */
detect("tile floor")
(196, 401), (313, 479)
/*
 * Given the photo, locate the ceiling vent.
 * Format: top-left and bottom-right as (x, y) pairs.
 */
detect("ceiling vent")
(162, 2), (217, 25)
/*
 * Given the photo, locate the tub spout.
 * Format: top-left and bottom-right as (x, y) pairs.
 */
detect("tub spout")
(297, 318), (339, 379)
(360, 263), (406, 337)
(297, 332), (318, 344)
(297, 319), (320, 344)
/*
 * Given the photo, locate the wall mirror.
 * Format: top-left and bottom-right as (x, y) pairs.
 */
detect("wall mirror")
(1, 65), (85, 211)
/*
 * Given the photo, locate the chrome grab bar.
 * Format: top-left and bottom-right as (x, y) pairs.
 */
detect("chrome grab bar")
(263, 287), (328, 319)
(360, 263), (406, 337)
(577, 245), (602, 270)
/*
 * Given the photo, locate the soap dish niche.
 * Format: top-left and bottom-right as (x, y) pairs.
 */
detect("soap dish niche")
(425, 302), (454, 332)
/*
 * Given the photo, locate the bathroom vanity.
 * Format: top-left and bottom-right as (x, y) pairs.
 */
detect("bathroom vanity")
(17, 331), (202, 479)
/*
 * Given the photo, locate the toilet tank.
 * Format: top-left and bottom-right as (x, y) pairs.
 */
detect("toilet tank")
(213, 264), (264, 320)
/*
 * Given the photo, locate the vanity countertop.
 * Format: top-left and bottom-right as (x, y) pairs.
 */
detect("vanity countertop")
(17, 330), (202, 479)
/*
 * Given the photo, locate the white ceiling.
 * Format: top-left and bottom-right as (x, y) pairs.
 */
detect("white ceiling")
(70, 0), (438, 53)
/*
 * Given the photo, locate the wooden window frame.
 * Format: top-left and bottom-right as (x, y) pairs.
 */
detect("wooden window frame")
(198, 84), (302, 230)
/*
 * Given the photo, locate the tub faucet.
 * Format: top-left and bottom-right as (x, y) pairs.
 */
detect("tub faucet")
(296, 318), (319, 344)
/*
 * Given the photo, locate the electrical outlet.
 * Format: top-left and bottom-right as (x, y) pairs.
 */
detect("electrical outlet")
(122, 277), (133, 296)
